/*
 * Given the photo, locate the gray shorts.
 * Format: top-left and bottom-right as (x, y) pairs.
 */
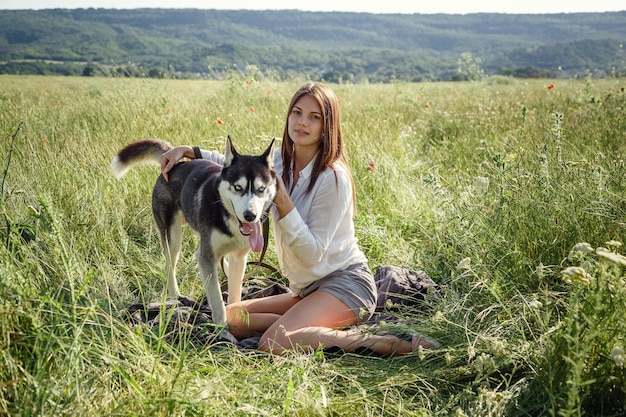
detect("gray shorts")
(298, 263), (377, 323)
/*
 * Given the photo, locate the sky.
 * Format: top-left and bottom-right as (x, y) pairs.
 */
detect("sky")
(0, 0), (624, 14)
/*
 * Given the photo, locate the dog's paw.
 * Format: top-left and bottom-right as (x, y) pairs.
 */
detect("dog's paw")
(218, 329), (238, 344)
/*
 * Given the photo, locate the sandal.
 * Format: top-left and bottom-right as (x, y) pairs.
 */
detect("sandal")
(411, 334), (442, 351)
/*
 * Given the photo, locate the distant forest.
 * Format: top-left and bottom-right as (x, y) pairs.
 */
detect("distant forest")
(1, 9), (625, 82)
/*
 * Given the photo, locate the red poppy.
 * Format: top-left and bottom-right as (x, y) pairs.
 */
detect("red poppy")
(547, 84), (555, 90)
(249, 105), (255, 112)
(216, 118), (224, 125)
(366, 161), (375, 171)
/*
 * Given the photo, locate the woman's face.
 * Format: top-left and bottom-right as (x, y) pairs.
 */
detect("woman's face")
(288, 94), (323, 150)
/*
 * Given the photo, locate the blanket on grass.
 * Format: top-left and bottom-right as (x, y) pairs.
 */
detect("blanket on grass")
(125, 266), (439, 352)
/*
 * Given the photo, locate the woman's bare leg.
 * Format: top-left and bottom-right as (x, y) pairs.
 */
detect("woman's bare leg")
(258, 291), (423, 356)
(226, 293), (301, 338)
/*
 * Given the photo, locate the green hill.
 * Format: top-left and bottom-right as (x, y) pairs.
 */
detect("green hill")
(1, 8), (625, 81)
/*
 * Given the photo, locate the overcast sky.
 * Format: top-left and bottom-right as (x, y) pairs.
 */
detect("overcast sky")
(0, 0), (624, 14)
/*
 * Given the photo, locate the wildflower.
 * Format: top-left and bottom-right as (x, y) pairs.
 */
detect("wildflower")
(266, 89), (272, 95)
(596, 247), (626, 267)
(611, 346), (625, 367)
(528, 299), (543, 310)
(167, 107), (173, 113)
(547, 84), (555, 90)
(528, 109), (535, 115)
(467, 344), (476, 360)
(534, 263), (546, 279)
(424, 103), (430, 109)
(216, 118), (224, 125)
(605, 240), (623, 249)
(366, 161), (375, 171)
(40, 90), (46, 95)
(472, 353), (494, 373)
(42, 137), (49, 144)
(249, 105), (255, 112)
(568, 242), (594, 261)
(433, 311), (445, 323)
(561, 266), (590, 285)
(491, 340), (507, 358)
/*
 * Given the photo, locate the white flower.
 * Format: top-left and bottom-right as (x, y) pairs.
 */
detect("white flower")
(561, 266), (590, 285)
(472, 353), (494, 373)
(605, 240), (623, 249)
(611, 346), (625, 368)
(491, 340), (507, 358)
(434, 311), (446, 323)
(596, 247), (626, 267)
(568, 242), (594, 261)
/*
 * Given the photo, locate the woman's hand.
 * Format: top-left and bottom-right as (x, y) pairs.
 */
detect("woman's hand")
(161, 146), (194, 181)
(273, 175), (295, 219)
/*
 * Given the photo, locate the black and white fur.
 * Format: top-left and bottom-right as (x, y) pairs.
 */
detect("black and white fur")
(111, 137), (277, 340)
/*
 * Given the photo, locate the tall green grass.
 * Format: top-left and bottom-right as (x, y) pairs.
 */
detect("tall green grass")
(1, 73), (625, 416)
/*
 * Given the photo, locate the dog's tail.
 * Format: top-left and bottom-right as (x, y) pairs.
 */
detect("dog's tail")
(111, 138), (173, 179)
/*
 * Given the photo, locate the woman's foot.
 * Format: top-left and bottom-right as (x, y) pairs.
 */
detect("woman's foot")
(411, 334), (442, 351)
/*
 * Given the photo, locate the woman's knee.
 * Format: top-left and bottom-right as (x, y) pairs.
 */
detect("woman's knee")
(258, 325), (291, 354)
(225, 304), (250, 337)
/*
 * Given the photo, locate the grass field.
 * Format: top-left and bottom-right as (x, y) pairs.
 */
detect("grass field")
(1, 73), (625, 416)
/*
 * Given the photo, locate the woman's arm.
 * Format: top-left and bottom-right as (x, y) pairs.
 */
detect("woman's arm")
(273, 176), (295, 219)
(160, 145), (224, 180)
(160, 145), (194, 181)
(277, 168), (353, 268)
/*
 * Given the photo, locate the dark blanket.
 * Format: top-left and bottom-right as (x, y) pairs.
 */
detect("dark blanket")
(125, 266), (439, 350)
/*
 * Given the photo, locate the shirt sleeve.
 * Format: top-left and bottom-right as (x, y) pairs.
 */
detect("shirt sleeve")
(276, 167), (353, 269)
(199, 149), (224, 165)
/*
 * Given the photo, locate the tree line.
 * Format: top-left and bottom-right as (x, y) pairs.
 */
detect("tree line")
(1, 9), (624, 81)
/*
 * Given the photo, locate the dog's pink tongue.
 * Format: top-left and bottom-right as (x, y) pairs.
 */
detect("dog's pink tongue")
(245, 221), (263, 252)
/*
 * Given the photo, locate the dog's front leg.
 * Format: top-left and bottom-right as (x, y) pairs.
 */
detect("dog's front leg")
(197, 246), (237, 343)
(224, 249), (249, 304)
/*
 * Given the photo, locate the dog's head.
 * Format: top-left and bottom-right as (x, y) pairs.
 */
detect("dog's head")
(219, 136), (277, 251)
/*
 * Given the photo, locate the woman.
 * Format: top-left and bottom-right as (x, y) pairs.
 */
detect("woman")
(161, 82), (439, 356)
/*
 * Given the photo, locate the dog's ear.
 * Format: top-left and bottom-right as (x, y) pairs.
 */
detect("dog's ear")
(262, 138), (276, 170)
(223, 135), (239, 167)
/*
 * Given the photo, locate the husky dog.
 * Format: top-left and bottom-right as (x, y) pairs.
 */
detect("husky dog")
(111, 137), (277, 340)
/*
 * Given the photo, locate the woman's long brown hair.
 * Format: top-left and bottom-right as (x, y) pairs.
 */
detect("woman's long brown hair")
(280, 82), (357, 213)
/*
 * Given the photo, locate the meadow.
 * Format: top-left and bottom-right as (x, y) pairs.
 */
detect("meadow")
(1, 73), (625, 416)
